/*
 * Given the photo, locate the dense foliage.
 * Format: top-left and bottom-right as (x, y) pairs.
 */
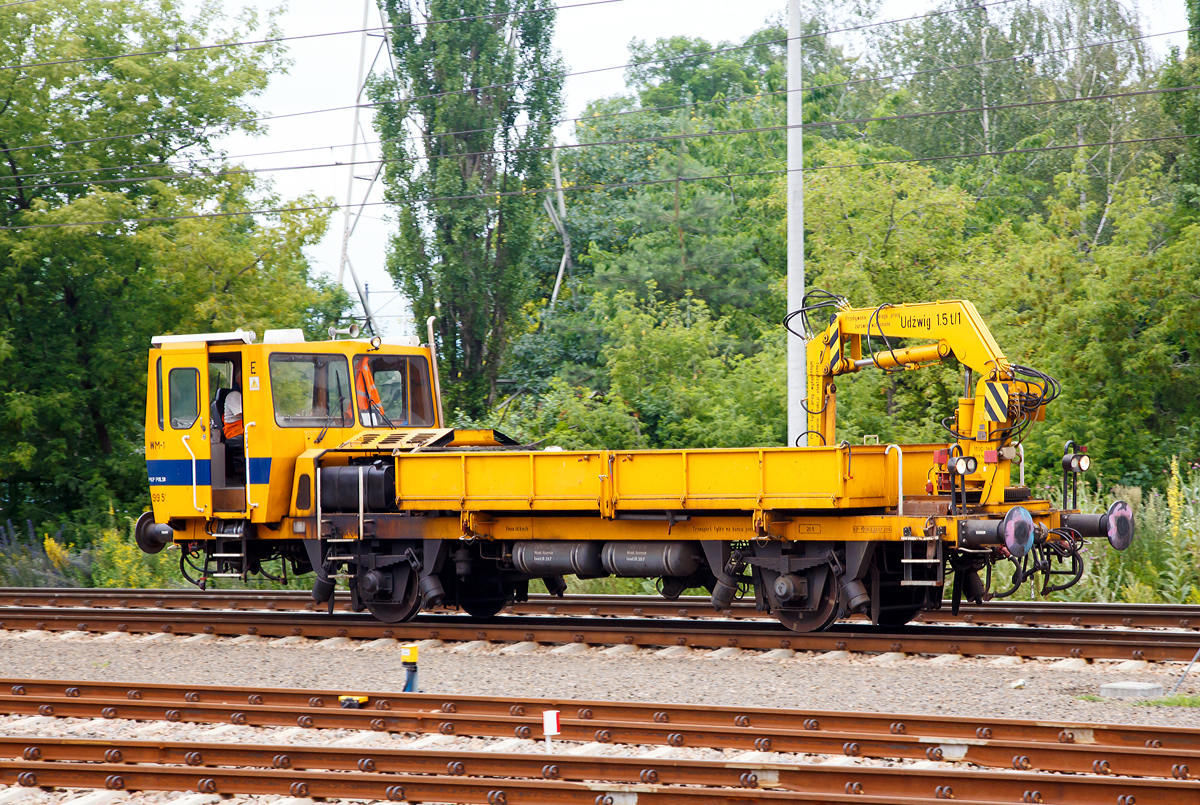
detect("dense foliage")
(370, 0), (564, 416)
(0, 0), (349, 538)
(4, 0), (1200, 605)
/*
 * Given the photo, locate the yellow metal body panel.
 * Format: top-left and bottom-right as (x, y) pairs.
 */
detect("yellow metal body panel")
(395, 451), (607, 511)
(295, 507), (1061, 545)
(147, 343), (213, 522)
(390, 444), (940, 518)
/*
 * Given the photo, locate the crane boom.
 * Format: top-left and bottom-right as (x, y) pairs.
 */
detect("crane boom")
(804, 298), (1048, 507)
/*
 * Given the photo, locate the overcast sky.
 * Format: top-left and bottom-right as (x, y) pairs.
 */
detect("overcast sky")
(208, 0), (1189, 336)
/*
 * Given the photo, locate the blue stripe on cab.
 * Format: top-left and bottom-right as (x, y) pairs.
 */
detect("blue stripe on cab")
(147, 459), (211, 486)
(146, 458), (272, 486)
(248, 457), (272, 485)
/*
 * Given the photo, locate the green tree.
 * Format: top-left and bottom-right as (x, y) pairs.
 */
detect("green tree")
(0, 0), (348, 535)
(499, 292), (786, 449)
(872, 0), (1165, 226)
(371, 0), (564, 417)
(1161, 0), (1200, 207)
(0, 0), (283, 218)
(958, 163), (1200, 484)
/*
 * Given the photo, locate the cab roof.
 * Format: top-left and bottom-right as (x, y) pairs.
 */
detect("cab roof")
(150, 329), (423, 349)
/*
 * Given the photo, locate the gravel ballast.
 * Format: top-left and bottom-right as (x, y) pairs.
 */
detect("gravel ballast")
(3, 629), (1200, 727)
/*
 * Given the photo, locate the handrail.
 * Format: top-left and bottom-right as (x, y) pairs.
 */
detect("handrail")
(181, 435), (203, 513)
(244, 422), (258, 510)
(885, 444), (904, 516)
(358, 464), (366, 540)
(315, 455), (323, 540)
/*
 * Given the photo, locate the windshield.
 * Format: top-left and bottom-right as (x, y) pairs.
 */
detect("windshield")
(269, 353), (352, 428)
(353, 354), (435, 428)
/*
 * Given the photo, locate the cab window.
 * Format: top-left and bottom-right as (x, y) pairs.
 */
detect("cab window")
(269, 353), (352, 428)
(168, 368), (200, 429)
(209, 360), (234, 392)
(353, 355), (435, 428)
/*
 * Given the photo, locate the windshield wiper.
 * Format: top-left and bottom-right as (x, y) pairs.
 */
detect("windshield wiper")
(314, 413), (335, 444)
(368, 398), (395, 429)
(315, 370), (348, 444)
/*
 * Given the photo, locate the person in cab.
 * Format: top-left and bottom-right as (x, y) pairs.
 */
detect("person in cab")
(216, 365), (245, 483)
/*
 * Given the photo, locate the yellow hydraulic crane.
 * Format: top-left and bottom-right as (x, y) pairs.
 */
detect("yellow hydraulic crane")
(800, 294), (1051, 508)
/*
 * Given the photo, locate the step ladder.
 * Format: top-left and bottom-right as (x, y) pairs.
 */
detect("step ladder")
(210, 522), (248, 580)
(900, 527), (943, 587)
(324, 537), (358, 580)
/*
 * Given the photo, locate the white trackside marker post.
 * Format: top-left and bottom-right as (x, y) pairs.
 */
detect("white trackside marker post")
(543, 709), (560, 752)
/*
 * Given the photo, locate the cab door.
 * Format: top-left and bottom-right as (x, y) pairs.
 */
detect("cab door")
(154, 344), (212, 517)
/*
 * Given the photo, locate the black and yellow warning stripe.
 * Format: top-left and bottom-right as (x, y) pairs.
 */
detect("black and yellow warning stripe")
(983, 381), (1009, 422)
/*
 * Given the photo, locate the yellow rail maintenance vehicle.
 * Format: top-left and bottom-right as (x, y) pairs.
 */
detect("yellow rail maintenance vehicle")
(136, 294), (1134, 631)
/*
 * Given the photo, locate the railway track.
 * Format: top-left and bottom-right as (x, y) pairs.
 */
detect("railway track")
(1, 736), (1194, 804)
(2, 678), (1200, 803)
(0, 604), (1193, 661)
(4, 587), (1199, 631)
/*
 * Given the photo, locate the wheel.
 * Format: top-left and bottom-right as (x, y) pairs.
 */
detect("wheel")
(873, 581), (926, 627)
(875, 605), (922, 627)
(871, 544), (931, 627)
(361, 565), (422, 623)
(364, 596), (422, 623)
(772, 569), (839, 633)
(454, 561), (511, 618)
(460, 596), (507, 618)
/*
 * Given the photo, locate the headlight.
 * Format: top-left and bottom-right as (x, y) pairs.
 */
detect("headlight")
(950, 455), (978, 475)
(1061, 452), (1091, 473)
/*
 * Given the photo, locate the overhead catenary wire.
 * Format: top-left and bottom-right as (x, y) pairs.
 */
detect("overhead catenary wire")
(0, 0), (626, 74)
(3, 0), (1024, 158)
(782, 26), (1197, 97)
(4, 21), (1189, 190)
(12, 82), (1194, 195)
(0, 32), (827, 157)
(5, 131), (1197, 232)
(2, 0), (1020, 77)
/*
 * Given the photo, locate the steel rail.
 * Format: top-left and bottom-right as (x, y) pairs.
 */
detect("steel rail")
(0, 760), (864, 804)
(2, 737), (1197, 803)
(0, 606), (1194, 661)
(9, 758), (1196, 805)
(4, 588), (1199, 631)
(3, 679), (1199, 777)
(1, 694), (1196, 779)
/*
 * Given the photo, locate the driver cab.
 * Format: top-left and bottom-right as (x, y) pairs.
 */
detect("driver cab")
(146, 327), (442, 530)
